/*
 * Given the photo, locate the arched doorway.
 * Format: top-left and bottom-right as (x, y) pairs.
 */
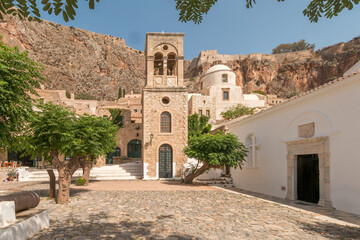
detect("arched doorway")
(159, 144), (172, 178)
(106, 147), (121, 164)
(127, 139), (142, 158)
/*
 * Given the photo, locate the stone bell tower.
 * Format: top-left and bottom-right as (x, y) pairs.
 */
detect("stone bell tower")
(142, 33), (188, 179)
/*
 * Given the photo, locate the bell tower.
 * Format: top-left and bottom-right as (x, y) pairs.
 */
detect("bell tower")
(142, 33), (188, 179)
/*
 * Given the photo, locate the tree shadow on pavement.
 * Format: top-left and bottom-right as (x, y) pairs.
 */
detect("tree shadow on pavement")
(34, 211), (199, 240)
(297, 221), (360, 239)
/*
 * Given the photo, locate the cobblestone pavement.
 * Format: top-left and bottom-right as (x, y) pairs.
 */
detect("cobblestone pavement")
(2, 181), (360, 239)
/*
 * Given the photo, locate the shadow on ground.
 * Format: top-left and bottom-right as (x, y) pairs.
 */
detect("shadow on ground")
(226, 186), (360, 226)
(37, 211), (198, 240)
(298, 221), (360, 239)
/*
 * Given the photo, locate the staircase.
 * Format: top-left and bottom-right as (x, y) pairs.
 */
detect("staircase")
(21, 161), (143, 182)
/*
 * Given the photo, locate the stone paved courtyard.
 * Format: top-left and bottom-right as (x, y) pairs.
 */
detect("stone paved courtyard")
(2, 181), (360, 239)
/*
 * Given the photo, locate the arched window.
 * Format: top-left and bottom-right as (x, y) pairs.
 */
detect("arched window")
(154, 52), (163, 75)
(245, 134), (257, 167)
(160, 112), (171, 133)
(167, 53), (176, 76)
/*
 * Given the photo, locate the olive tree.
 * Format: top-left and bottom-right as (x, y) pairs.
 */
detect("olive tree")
(183, 132), (247, 184)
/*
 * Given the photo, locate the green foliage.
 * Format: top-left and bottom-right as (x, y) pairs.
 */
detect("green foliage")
(75, 178), (87, 186)
(74, 92), (96, 100)
(6, 169), (17, 178)
(0, 0), (357, 24)
(108, 108), (124, 127)
(188, 113), (212, 139)
(0, 0), (100, 22)
(272, 40), (315, 54)
(189, 77), (195, 82)
(176, 0), (357, 24)
(21, 102), (118, 162)
(221, 104), (255, 120)
(252, 90), (266, 95)
(184, 133), (247, 168)
(65, 91), (71, 99)
(0, 37), (45, 149)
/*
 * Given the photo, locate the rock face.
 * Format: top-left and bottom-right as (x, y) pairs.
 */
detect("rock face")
(1, 16), (360, 99)
(186, 39), (360, 97)
(0, 16), (145, 100)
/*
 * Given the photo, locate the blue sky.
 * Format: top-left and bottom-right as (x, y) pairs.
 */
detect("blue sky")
(42, 0), (360, 60)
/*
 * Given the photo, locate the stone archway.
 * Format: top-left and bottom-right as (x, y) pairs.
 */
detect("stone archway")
(286, 137), (332, 207)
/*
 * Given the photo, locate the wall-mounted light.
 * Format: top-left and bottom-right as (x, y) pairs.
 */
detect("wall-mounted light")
(150, 133), (154, 144)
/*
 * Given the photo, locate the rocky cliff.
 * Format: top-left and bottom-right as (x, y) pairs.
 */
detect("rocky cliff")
(186, 39), (360, 97)
(1, 16), (360, 99)
(0, 16), (145, 100)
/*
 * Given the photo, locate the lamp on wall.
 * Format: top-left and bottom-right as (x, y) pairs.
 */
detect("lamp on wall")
(150, 133), (154, 144)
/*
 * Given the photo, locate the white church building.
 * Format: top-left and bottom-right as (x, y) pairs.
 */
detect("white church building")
(188, 64), (266, 123)
(216, 61), (360, 215)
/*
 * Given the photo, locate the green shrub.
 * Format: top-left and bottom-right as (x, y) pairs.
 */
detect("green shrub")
(7, 169), (17, 178)
(252, 90), (266, 95)
(75, 178), (87, 186)
(221, 104), (255, 120)
(74, 93), (96, 100)
(65, 91), (71, 99)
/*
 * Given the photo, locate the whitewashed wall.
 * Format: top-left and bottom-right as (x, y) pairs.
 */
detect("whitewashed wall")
(225, 73), (360, 215)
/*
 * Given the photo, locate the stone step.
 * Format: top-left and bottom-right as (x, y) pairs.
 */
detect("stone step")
(21, 164), (143, 181)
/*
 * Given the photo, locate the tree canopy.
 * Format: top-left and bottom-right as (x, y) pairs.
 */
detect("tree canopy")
(0, 0), (357, 23)
(272, 39), (315, 54)
(0, 37), (45, 149)
(183, 132), (247, 183)
(188, 113), (212, 139)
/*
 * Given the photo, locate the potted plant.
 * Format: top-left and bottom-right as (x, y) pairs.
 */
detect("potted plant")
(7, 170), (17, 181)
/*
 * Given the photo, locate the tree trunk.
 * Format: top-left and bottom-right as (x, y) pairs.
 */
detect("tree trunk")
(56, 168), (72, 204)
(184, 162), (210, 184)
(82, 161), (92, 185)
(47, 169), (56, 198)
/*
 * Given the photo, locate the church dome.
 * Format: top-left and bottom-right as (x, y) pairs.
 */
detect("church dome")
(206, 64), (231, 75)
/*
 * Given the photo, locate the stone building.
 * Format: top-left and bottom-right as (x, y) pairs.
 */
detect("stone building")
(142, 33), (188, 179)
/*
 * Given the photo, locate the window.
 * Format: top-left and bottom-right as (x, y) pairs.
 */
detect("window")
(222, 74), (228, 83)
(167, 53), (176, 76)
(161, 112), (171, 133)
(131, 120), (135, 123)
(134, 109), (138, 113)
(245, 134), (257, 167)
(223, 91), (229, 100)
(103, 115), (108, 118)
(120, 116), (125, 125)
(154, 52), (163, 75)
(198, 110), (203, 116)
(206, 110), (210, 117)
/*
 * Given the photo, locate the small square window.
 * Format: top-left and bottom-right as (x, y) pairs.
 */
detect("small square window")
(223, 91), (229, 100)
(134, 109), (138, 113)
(222, 74), (228, 83)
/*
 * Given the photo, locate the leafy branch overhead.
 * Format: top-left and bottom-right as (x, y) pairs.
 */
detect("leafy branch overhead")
(176, 0), (359, 24)
(0, 0), (358, 23)
(0, 0), (100, 22)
